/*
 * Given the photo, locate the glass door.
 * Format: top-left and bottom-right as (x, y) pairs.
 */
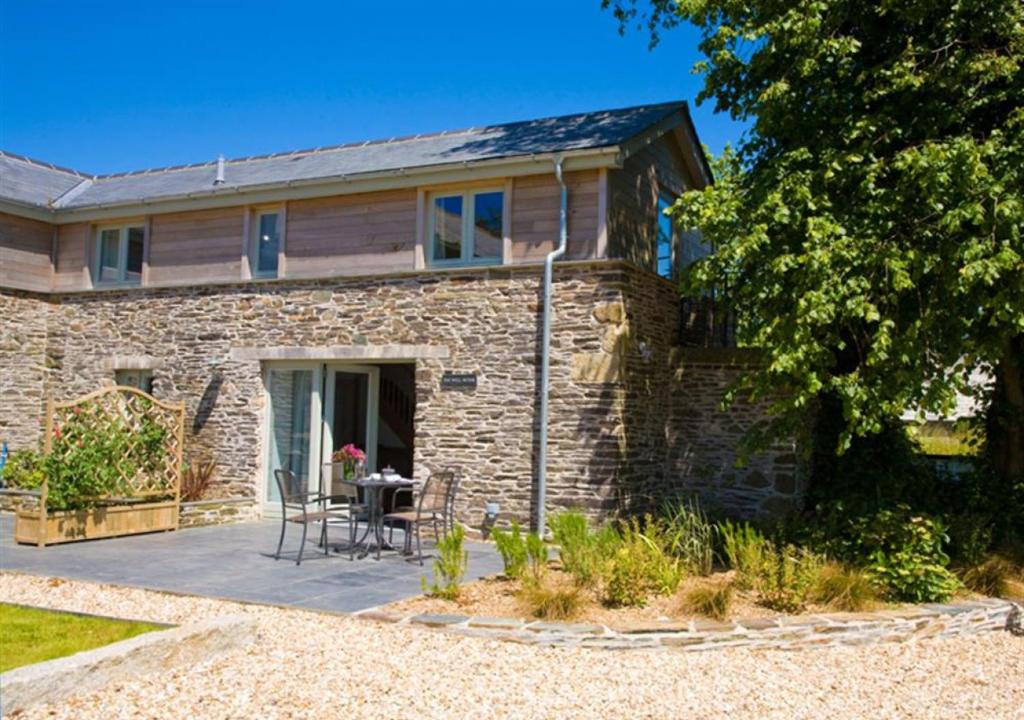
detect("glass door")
(322, 365), (380, 493)
(263, 365), (323, 512)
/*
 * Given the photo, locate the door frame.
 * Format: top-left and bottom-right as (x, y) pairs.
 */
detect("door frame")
(261, 362), (324, 518)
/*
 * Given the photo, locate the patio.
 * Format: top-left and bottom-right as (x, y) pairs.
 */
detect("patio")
(0, 514), (503, 612)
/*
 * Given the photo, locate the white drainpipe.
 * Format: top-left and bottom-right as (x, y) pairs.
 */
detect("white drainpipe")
(536, 157), (568, 534)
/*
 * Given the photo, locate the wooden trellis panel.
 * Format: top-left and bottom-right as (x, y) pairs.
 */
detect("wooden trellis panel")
(24, 385), (186, 547)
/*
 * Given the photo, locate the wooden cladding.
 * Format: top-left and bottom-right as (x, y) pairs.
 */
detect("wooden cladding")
(149, 207), (245, 284)
(2, 158), (672, 292)
(607, 134), (693, 271)
(0, 212), (53, 292)
(511, 170), (599, 262)
(286, 189), (418, 278)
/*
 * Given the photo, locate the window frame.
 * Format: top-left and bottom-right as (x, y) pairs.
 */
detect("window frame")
(656, 195), (676, 280)
(94, 224), (145, 286)
(250, 207), (282, 278)
(426, 187), (504, 267)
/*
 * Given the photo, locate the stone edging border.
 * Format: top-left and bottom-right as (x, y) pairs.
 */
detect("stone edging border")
(353, 598), (1023, 651)
(0, 613), (256, 716)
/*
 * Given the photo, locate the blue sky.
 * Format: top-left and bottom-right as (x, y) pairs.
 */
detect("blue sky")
(0, 0), (747, 175)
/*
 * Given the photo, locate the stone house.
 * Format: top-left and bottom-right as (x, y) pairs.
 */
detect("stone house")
(0, 101), (801, 528)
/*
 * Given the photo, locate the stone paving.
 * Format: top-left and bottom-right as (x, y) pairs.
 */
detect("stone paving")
(355, 598), (1023, 651)
(0, 514), (504, 613)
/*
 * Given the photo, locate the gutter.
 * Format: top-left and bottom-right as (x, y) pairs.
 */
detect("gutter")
(535, 157), (568, 535)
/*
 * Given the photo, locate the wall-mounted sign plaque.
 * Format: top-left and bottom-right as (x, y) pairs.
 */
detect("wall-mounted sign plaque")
(441, 372), (477, 390)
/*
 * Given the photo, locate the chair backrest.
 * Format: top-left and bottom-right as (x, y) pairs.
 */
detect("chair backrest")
(445, 469), (461, 523)
(274, 469), (308, 512)
(417, 469), (455, 517)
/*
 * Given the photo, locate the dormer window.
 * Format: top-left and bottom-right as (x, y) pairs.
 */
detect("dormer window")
(95, 225), (144, 285)
(428, 189), (503, 266)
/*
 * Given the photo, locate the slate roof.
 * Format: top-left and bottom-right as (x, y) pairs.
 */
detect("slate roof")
(0, 151), (88, 208)
(0, 101), (692, 211)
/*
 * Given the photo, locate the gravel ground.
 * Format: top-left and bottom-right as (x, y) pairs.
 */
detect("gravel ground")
(2, 572), (1022, 720)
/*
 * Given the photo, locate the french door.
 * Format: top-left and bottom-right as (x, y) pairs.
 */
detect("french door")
(263, 363), (379, 516)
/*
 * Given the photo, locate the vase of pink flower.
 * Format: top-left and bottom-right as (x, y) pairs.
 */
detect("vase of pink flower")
(331, 444), (366, 480)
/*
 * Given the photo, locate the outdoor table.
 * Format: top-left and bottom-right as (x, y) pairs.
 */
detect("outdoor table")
(353, 477), (416, 560)
(320, 473), (415, 560)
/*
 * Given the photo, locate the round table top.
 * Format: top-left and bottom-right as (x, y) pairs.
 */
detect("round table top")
(350, 476), (414, 488)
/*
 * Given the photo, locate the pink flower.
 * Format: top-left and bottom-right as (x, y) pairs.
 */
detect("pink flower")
(331, 443), (366, 464)
(53, 424), (62, 439)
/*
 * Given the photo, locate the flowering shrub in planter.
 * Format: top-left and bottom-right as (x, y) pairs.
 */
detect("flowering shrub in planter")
(6, 398), (169, 511)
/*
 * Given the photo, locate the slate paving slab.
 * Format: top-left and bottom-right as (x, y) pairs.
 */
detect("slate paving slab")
(0, 514), (503, 612)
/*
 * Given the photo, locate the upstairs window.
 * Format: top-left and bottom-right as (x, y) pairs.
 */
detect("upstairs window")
(656, 196), (675, 279)
(252, 210), (281, 277)
(95, 225), (144, 285)
(429, 189), (503, 265)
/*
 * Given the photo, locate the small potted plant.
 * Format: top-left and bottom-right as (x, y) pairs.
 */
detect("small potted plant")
(331, 444), (366, 481)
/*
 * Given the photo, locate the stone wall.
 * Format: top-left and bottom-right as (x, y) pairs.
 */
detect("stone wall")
(178, 498), (260, 528)
(365, 599), (1021, 652)
(609, 270), (802, 519)
(0, 290), (53, 449)
(0, 261), (804, 527)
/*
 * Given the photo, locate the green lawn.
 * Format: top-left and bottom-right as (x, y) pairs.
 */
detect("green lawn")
(0, 603), (165, 672)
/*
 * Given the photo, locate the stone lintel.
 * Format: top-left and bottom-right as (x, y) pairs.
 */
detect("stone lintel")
(228, 345), (450, 362)
(101, 355), (164, 370)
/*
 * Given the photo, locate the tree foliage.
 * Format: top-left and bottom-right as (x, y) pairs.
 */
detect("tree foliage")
(605, 0), (1024, 480)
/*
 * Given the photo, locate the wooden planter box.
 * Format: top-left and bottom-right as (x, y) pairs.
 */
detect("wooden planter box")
(15, 501), (179, 546)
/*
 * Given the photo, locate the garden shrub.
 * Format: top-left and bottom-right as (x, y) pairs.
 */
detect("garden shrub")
(945, 508), (1002, 569)
(809, 563), (878, 612)
(180, 458), (217, 502)
(959, 555), (1018, 598)
(604, 517), (683, 607)
(661, 497), (715, 575)
(519, 578), (584, 620)
(754, 544), (823, 613)
(0, 450), (45, 490)
(680, 581), (733, 620)
(717, 519), (768, 589)
(3, 400), (170, 511)
(492, 520), (528, 579)
(422, 525), (468, 600)
(849, 506), (960, 603)
(525, 530), (548, 584)
(548, 510), (619, 588)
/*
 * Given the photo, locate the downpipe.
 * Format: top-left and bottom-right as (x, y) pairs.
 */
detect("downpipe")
(536, 157), (568, 534)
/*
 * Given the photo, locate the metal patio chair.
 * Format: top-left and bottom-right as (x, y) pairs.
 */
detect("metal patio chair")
(383, 469), (459, 565)
(273, 468), (357, 565)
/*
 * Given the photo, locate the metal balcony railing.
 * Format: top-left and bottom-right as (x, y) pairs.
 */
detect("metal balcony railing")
(677, 296), (736, 348)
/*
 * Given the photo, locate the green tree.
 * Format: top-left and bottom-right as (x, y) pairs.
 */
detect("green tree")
(604, 0), (1024, 491)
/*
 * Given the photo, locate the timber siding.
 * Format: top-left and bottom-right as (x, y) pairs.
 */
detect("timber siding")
(607, 134), (696, 272)
(148, 207), (245, 285)
(286, 189), (419, 278)
(53, 222), (91, 291)
(0, 213), (52, 292)
(12, 169), (607, 292)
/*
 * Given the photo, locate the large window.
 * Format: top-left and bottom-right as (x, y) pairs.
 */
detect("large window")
(95, 225), (144, 285)
(429, 189), (503, 265)
(252, 210), (281, 277)
(656, 196), (674, 279)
